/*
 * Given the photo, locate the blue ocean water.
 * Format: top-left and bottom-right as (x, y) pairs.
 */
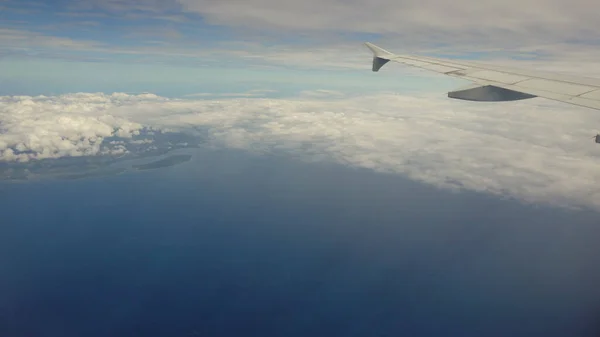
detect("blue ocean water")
(1, 148), (600, 337)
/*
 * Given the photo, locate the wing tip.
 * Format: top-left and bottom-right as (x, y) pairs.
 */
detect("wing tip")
(364, 42), (393, 58)
(365, 42), (393, 72)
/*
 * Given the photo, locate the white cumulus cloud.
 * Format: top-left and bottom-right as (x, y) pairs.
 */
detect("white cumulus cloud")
(0, 93), (159, 162)
(2, 90), (600, 210)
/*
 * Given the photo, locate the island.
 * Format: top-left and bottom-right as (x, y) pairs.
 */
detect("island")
(62, 167), (128, 180)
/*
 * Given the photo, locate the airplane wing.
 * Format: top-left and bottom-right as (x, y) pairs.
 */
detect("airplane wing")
(365, 42), (600, 110)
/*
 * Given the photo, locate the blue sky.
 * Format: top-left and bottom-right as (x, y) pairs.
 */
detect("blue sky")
(1, 0), (395, 96)
(2, 0), (600, 96)
(0, 57), (459, 97)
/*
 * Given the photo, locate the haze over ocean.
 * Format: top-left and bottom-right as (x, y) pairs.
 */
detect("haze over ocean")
(2, 0), (600, 336)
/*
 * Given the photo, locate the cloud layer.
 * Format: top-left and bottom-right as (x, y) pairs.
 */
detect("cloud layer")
(67, 0), (600, 49)
(0, 93), (160, 161)
(2, 90), (600, 210)
(4, 0), (600, 71)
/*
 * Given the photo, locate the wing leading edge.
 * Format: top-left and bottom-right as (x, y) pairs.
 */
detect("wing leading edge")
(365, 42), (600, 111)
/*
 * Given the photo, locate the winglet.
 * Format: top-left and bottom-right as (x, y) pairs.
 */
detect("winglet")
(364, 42), (394, 72)
(364, 42), (394, 58)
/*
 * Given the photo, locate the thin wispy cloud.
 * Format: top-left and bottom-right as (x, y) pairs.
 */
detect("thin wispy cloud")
(2, 0), (600, 70)
(184, 89), (278, 97)
(0, 28), (102, 50)
(176, 0), (598, 38)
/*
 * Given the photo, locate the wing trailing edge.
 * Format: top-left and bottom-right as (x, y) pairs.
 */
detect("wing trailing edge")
(448, 84), (536, 101)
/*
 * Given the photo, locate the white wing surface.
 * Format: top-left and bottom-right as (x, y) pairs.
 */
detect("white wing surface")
(365, 42), (600, 110)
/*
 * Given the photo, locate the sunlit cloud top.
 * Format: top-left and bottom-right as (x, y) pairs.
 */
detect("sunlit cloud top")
(2, 91), (600, 211)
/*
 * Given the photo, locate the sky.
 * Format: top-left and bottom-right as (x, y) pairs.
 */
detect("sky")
(2, 0), (600, 95)
(3, 0), (600, 336)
